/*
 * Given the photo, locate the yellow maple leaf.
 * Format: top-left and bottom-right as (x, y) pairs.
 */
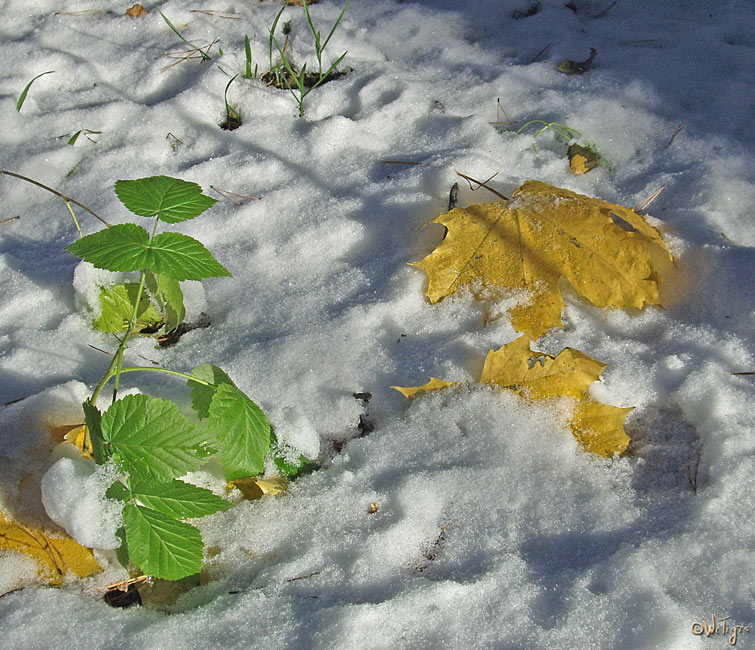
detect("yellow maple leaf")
(0, 512), (101, 585)
(392, 377), (459, 400)
(412, 180), (673, 338)
(394, 335), (631, 457)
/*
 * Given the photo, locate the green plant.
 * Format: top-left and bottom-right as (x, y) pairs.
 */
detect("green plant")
(220, 75), (242, 130)
(515, 119), (581, 145)
(159, 10), (213, 63)
(0, 171), (318, 582)
(267, 0), (350, 117)
(67, 129), (101, 145)
(16, 71), (54, 112)
(242, 35), (258, 79)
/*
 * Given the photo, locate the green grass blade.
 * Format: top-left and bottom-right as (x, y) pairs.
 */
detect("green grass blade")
(158, 11), (211, 62)
(16, 71), (54, 112)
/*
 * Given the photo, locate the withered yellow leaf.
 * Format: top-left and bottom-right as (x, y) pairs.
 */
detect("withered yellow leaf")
(125, 3), (148, 17)
(480, 334), (607, 399)
(571, 399), (632, 457)
(228, 476), (288, 501)
(392, 377), (459, 400)
(413, 180), (673, 338)
(0, 512), (101, 585)
(394, 336), (631, 457)
(48, 423), (93, 460)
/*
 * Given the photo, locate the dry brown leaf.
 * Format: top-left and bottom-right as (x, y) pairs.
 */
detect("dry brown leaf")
(125, 3), (148, 17)
(394, 335), (631, 457)
(412, 180), (673, 338)
(0, 512), (101, 585)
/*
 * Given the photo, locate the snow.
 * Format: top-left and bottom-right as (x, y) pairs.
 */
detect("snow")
(0, 0), (753, 648)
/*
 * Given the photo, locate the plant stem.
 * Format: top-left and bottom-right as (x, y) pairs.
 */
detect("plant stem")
(0, 169), (111, 228)
(113, 366), (212, 386)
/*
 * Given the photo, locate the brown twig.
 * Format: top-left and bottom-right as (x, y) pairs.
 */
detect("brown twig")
(455, 171), (508, 200)
(190, 9), (240, 19)
(0, 170), (110, 227)
(210, 185), (261, 203)
(0, 216), (20, 227)
(665, 124), (685, 148)
(635, 183), (667, 212)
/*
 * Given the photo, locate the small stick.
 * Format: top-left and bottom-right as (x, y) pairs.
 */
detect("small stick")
(455, 171), (508, 201)
(190, 9), (240, 19)
(381, 160), (421, 165)
(0, 216), (20, 227)
(210, 185), (261, 202)
(529, 43), (551, 64)
(0, 169), (110, 227)
(448, 182), (459, 211)
(634, 183), (666, 212)
(732, 371), (755, 376)
(665, 124), (684, 148)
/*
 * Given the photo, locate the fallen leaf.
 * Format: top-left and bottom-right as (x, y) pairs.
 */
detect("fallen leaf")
(412, 180), (673, 338)
(0, 512), (101, 585)
(558, 48), (597, 74)
(568, 143), (600, 174)
(392, 377), (458, 400)
(48, 423), (93, 460)
(228, 476), (288, 501)
(394, 335), (631, 457)
(125, 3), (148, 16)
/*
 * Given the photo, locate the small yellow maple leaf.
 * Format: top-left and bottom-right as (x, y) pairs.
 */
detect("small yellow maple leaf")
(392, 377), (459, 400)
(0, 512), (101, 585)
(394, 336), (631, 457)
(412, 180), (673, 338)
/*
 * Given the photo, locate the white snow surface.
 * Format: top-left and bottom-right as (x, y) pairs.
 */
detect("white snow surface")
(0, 0), (753, 648)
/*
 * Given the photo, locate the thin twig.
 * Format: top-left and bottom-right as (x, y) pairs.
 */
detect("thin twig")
(455, 171), (508, 200)
(381, 160), (422, 165)
(210, 186), (261, 202)
(635, 183), (667, 212)
(665, 124), (684, 148)
(732, 371), (755, 376)
(190, 9), (240, 19)
(0, 170), (111, 227)
(687, 447), (702, 494)
(529, 43), (551, 64)
(55, 10), (109, 15)
(0, 216), (20, 227)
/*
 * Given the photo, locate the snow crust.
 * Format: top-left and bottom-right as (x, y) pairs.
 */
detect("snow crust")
(0, 0), (753, 648)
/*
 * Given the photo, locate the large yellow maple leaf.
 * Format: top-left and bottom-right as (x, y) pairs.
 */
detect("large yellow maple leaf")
(412, 180), (673, 338)
(393, 335), (631, 457)
(0, 512), (101, 585)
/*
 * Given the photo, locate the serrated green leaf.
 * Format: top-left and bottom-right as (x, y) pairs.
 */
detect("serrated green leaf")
(66, 224), (150, 272)
(105, 481), (131, 502)
(101, 394), (210, 482)
(209, 383), (271, 480)
(94, 283), (163, 333)
(188, 363), (236, 420)
(115, 176), (217, 224)
(114, 526), (130, 569)
(145, 271), (185, 333)
(123, 503), (203, 580)
(130, 479), (233, 519)
(147, 232), (231, 281)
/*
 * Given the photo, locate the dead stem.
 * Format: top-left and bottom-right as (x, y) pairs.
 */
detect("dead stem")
(455, 171), (509, 200)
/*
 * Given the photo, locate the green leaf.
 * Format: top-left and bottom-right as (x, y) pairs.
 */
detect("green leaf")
(82, 401), (107, 465)
(208, 383), (271, 480)
(148, 232), (231, 281)
(129, 479), (233, 519)
(144, 271), (185, 333)
(115, 176), (217, 224)
(67, 227), (231, 281)
(66, 223), (150, 272)
(188, 363), (236, 420)
(123, 503), (203, 580)
(114, 526), (130, 570)
(94, 283), (163, 333)
(105, 481), (131, 502)
(101, 394), (210, 482)
(16, 71), (54, 112)
(273, 454), (319, 479)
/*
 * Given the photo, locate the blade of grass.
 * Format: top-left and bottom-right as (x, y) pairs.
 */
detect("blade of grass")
(158, 11), (211, 62)
(16, 71), (54, 112)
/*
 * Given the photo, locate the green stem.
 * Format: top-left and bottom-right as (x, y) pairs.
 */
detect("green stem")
(114, 366), (212, 386)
